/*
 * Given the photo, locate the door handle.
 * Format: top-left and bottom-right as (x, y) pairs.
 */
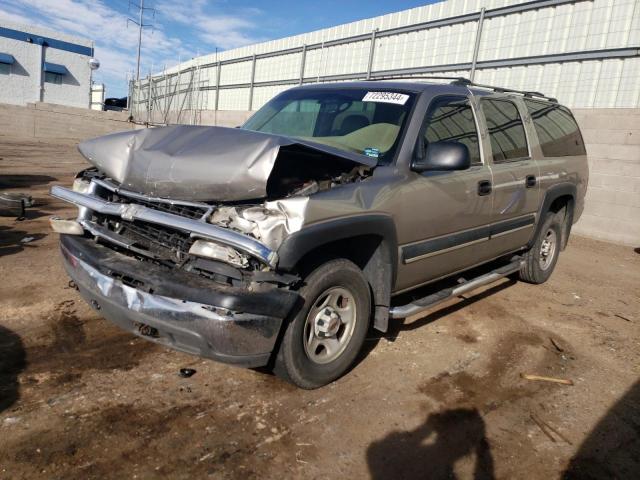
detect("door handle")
(477, 180), (492, 196)
(526, 175), (537, 188)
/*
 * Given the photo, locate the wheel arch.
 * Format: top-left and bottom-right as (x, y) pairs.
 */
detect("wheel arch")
(276, 214), (398, 332)
(531, 183), (576, 250)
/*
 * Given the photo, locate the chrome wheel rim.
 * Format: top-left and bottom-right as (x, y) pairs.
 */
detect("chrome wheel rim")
(539, 228), (557, 271)
(303, 287), (357, 365)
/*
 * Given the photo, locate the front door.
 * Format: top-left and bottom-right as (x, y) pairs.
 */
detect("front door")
(395, 95), (495, 293)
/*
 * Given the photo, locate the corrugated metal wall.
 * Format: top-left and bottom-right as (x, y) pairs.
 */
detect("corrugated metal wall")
(131, 0), (640, 122)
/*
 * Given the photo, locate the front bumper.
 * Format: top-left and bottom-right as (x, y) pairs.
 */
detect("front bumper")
(60, 235), (298, 367)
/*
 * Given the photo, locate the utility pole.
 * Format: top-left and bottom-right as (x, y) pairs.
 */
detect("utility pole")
(128, 0), (155, 82)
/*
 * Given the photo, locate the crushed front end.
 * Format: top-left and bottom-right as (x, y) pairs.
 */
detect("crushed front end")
(51, 172), (300, 367)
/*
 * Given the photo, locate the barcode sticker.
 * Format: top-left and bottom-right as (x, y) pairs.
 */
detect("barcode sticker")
(362, 91), (409, 105)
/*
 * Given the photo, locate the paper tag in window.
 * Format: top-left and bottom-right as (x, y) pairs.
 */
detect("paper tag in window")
(362, 91), (409, 105)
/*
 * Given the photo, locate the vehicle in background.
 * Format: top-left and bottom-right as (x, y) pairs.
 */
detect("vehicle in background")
(104, 97), (127, 112)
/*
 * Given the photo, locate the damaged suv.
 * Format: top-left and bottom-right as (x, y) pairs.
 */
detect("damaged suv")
(50, 78), (588, 388)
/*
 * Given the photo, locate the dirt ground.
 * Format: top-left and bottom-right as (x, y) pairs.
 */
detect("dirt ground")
(1, 136), (639, 480)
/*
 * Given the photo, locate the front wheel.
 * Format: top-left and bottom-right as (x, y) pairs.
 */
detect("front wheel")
(519, 211), (562, 284)
(273, 259), (371, 389)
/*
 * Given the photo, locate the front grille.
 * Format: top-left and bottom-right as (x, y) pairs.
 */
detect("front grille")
(86, 186), (214, 264)
(108, 192), (209, 220)
(95, 214), (194, 263)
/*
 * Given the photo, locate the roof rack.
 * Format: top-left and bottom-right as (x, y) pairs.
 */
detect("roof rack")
(468, 81), (558, 103)
(370, 75), (471, 86)
(371, 75), (557, 103)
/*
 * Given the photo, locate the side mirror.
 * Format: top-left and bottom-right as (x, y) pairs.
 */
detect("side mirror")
(412, 141), (471, 173)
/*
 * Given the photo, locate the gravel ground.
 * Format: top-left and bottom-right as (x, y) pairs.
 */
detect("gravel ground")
(1, 137), (639, 480)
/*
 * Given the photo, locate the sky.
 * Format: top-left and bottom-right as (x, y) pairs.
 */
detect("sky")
(0, 0), (442, 98)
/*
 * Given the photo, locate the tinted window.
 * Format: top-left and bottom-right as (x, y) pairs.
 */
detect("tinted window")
(481, 99), (529, 162)
(524, 100), (586, 157)
(423, 96), (481, 165)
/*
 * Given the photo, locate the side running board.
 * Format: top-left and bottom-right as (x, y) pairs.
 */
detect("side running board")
(389, 257), (524, 319)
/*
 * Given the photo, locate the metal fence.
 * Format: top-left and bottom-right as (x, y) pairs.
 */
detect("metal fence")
(130, 0), (640, 123)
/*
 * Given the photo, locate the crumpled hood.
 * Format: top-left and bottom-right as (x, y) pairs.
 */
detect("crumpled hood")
(77, 125), (376, 201)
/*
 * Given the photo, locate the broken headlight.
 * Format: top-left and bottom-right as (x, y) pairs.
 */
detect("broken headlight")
(188, 239), (249, 268)
(72, 177), (91, 194)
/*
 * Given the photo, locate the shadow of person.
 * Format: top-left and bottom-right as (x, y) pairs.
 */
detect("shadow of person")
(563, 380), (640, 479)
(367, 408), (495, 480)
(0, 325), (26, 414)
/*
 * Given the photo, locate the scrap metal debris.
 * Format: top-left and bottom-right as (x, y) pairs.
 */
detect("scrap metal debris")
(0, 192), (33, 218)
(520, 374), (574, 386)
(549, 337), (565, 352)
(179, 368), (197, 378)
(530, 412), (573, 445)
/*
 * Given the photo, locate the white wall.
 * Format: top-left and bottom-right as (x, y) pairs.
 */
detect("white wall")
(135, 0), (640, 115)
(0, 20), (93, 109)
(0, 35), (41, 105)
(41, 44), (92, 108)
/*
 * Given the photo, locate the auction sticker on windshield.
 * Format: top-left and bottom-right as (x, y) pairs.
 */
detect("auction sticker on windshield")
(362, 91), (410, 105)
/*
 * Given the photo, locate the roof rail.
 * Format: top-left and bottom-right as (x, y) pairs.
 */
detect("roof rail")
(370, 75), (471, 86)
(370, 75), (557, 103)
(468, 81), (558, 103)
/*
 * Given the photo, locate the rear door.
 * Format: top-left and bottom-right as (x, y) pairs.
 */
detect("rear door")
(480, 97), (540, 255)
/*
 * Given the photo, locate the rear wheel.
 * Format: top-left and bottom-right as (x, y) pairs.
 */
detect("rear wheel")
(274, 259), (371, 389)
(519, 211), (562, 284)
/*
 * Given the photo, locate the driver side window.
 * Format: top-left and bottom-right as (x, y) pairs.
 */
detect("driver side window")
(423, 97), (482, 165)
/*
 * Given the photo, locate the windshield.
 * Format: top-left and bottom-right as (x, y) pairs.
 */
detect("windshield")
(243, 88), (415, 163)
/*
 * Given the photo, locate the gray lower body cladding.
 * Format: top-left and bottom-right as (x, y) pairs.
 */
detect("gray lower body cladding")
(60, 235), (298, 367)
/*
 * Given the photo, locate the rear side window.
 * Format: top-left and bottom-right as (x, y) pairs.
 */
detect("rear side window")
(524, 100), (586, 157)
(481, 99), (529, 162)
(423, 96), (482, 165)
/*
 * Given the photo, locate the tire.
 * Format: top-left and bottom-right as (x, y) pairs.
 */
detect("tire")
(274, 259), (371, 389)
(519, 211), (562, 284)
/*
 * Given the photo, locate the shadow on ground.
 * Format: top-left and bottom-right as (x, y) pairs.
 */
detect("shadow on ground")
(0, 325), (26, 414)
(0, 175), (57, 189)
(0, 225), (46, 257)
(563, 380), (640, 479)
(367, 408), (495, 479)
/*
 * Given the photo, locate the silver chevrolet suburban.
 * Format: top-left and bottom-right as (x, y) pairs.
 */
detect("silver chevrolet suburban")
(50, 78), (588, 388)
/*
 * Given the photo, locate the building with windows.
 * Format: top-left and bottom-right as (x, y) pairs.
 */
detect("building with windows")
(0, 20), (95, 108)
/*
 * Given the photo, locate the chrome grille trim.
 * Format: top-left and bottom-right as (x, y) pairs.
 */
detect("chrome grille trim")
(51, 184), (277, 267)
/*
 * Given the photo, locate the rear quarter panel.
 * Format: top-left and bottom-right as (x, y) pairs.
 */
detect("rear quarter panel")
(521, 101), (589, 223)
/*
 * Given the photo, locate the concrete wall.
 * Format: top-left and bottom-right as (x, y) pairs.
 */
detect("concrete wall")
(152, 110), (253, 127)
(0, 20), (93, 108)
(573, 108), (640, 246)
(0, 102), (133, 141)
